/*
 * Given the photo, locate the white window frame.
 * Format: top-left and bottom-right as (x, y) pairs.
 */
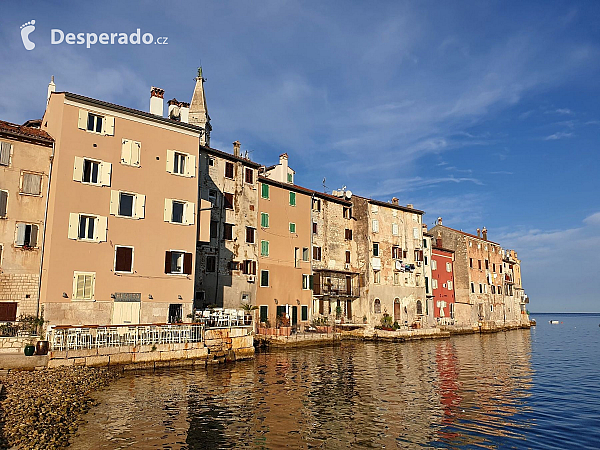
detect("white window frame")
(432, 279), (438, 289)
(0, 189), (8, 219)
(289, 222), (296, 233)
(120, 139), (141, 167)
(14, 222), (39, 248)
(169, 250), (186, 275)
(392, 223), (398, 236)
(164, 198), (194, 225)
(166, 149), (196, 178)
(260, 270), (269, 287)
(448, 280), (453, 290)
(19, 171), (43, 196)
(72, 271), (96, 301)
(446, 262), (452, 272)
(431, 259), (437, 271)
(68, 213), (108, 243)
(74, 157), (111, 187)
(114, 245), (134, 273)
(373, 242), (380, 257)
(77, 109), (114, 136)
(372, 219), (379, 233)
(302, 274), (310, 290)
(110, 191), (145, 220)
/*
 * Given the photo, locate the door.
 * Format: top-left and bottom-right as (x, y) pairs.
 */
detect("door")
(291, 306), (298, 326)
(394, 300), (401, 323)
(346, 276), (352, 296)
(346, 300), (352, 321)
(168, 304), (182, 323)
(112, 302), (141, 325)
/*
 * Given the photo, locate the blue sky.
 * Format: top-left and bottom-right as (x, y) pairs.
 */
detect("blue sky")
(1, 1), (598, 312)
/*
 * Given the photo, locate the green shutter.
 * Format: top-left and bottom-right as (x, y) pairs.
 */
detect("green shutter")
(289, 191), (296, 206)
(261, 213), (269, 228)
(260, 306), (268, 322)
(261, 270), (269, 286)
(289, 222), (296, 233)
(287, 173), (293, 183)
(261, 240), (269, 257)
(301, 305), (308, 321)
(309, 275), (313, 290)
(261, 183), (269, 199)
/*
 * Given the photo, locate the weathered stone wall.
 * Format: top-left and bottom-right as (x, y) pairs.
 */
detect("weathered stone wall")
(0, 273), (39, 317)
(0, 337), (32, 353)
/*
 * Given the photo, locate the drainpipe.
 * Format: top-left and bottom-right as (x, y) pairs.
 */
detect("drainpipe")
(37, 141), (55, 325)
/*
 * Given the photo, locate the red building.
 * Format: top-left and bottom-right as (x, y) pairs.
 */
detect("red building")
(432, 242), (455, 321)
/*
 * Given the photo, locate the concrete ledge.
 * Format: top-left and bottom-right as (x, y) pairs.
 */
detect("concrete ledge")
(85, 355), (110, 367)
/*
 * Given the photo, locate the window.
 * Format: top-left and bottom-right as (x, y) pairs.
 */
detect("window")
(345, 250), (351, 264)
(394, 272), (400, 285)
(446, 262), (452, 272)
(302, 247), (309, 261)
(470, 282), (475, 293)
(68, 214), (107, 242)
(478, 260), (482, 270)
(491, 285), (496, 294)
(242, 260), (257, 275)
(78, 215), (95, 240)
(413, 227), (419, 239)
(121, 139), (141, 167)
(73, 272), (95, 300)
(208, 189), (218, 206)
(423, 238), (428, 248)
(432, 259), (437, 270)
(224, 193), (234, 209)
(260, 305), (268, 322)
(498, 285), (502, 295)
(0, 190), (8, 218)
(313, 222), (318, 234)
(373, 270), (380, 284)
(392, 246), (401, 259)
(166, 150), (195, 177)
(246, 227), (255, 243)
(479, 284), (483, 294)
(260, 270), (269, 287)
(225, 162), (234, 179)
(490, 304), (494, 312)
(448, 281), (453, 290)
(87, 113), (103, 133)
(373, 243), (379, 257)
(114, 246), (133, 272)
(345, 229), (352, 240)
(165, 251), (192, 275)
(312, 199), (321, 211)
(500, 265), (503, 274)
(374, 299), (381, 314)
(469, 258), (473, 268)
(343, 207), (352, 219)
(425, 256), (428, 265)
(289, 191), (296, 206)
(261, 240), (269, 257)
(372, 219), (379, 233)
(119, 193), (135, 217)
(0, 141), (12, 166)
(15, 223), (38, 248)
(208, 157), (215, 167)
(371, 204), (378, 214)
(164, 199), (194, 225)
(469, 241), (472, 247)
(485, 259), (489, 270)
(302, 274), (310, 290)
(433, 279), (438, 289)
(261, 183), (270, 199)
(82, 159), (99, 184)
(20, 172), (42, 196)
(392, 223), (399, 236)
(477, 243), (481, 249)
(301, 305), (308, 321)
(493, 263), (496, 272)
(223, 223), (233, 240)
(245, 168), (253, 184)
(210, 221), (218, 239)
(286, 222), (295, 234)
(449, 303), (455, 319)
(174, 152), (186, 175)
(206, 256), (216, 272)
(313, 246), (322, 261)
(416, 300), (423, 315)
(287, 172), (293, 183)
(261, 212), (269, 228)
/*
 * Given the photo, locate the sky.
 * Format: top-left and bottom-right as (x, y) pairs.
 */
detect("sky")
(0, 0), (598, 312)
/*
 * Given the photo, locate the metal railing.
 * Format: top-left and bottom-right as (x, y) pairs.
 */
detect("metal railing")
(47, 323), (204, 351)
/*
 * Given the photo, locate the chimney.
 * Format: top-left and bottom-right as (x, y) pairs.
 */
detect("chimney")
(233, 141), (241, 157)
(437, 217), (443, 226)
(167, 99), (181, 121)
(180, 102), (190, 123)
(436, 231), (442, 248)
(422, 223), (428, 232)
(47, 76), (55, 103)
(391, 197), (399, 205)
(150, 87), (164, 116)
(407, 203), (414, 209)
(477, 228), (481, 238)
(482, 227), (488, 241)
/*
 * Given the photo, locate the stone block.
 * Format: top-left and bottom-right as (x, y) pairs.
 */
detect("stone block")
(123, 361), (155, 371)
(233, 347), (255, 360)
(133, 352), (160, 363)
(231, 335), (253, 350)
(48, 358), (74, 368)
(67, 348), (98, 358)
(170, 359), (194, 368)
(97, 347), (122, 356)
(85, 355), (110, 367)
(72, 357), (86, 366)
(109, 352), (133, 365)
(186, 347), (209, 359)
(154, 360), (171, 369)
(160, 350), (186, 361)
(49, 350), (67, 359)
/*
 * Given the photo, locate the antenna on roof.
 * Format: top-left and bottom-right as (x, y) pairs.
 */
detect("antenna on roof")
(322, 177), (327, 193)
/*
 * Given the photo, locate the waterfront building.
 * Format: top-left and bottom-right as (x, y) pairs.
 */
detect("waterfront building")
(195, 141), (261, 310)
(431, 233), (456, 323)
(0, 119), (54, 320)
(39, 81), (208, 325)
(351, 196), (427, 327)
(256, 154), (312, 329)
(422, 228), (435, 327)
(310, 187), (361, 324)
(503, 249), (529, 325)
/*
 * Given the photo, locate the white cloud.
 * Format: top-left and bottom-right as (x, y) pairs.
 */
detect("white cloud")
(544, 131), (573, 140)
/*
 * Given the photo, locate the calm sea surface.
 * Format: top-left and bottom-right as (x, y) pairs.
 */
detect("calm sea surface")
(72, 313), (600, 449)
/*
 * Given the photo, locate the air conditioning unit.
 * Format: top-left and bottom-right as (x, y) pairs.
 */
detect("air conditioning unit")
(247, 275), (255, 283)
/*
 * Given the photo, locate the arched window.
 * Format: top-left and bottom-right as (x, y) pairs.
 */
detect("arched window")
(416, 300), (423, 315)
(374, 298), (381, 314)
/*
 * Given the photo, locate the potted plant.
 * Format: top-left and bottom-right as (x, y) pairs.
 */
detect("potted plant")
(24, 337), (36, 356)
(241, 303), (258, 325)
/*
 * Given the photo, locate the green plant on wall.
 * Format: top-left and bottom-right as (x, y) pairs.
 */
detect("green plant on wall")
(380, 314), (393, 329)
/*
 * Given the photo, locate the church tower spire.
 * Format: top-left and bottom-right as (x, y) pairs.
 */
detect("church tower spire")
(189, 67), (211, 146)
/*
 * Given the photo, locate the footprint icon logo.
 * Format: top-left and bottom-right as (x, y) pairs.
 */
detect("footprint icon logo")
(20, 20), (36, 51)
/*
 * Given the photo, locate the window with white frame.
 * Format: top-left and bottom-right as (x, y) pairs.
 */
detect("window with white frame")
(110, 191), (145, 219)
(164, 199), (194, 225)
(446, 262), (452, 272)
(68, 213), (108, 242)
(77, 110), (114, 135)
(208, 157), (215, 167)
(372, 219), (379, 233)
(393, 272), (400, 285)
(20, 172), (42, 196)
(166, 150), (196, 177)
(302, 274), (310, 290)
(165, 251), (192, 275)
(373, 242), (380, 257)
(413, 227), (419, 239)
(260, 270), (269, 287)
(114, 246), (134, 273)
(121, 139), (141, 167)
(302, 247), (309, 261)
(373, 270), (381, 284)
(432, 279), (438, 289)
(371, 204), (378, 213)
(15, 223), (39, 248)
(73, 157), (111, 186)
(431, 259), (437, 270)
(448, 280), (453, 290)
(73, 272), (95, 300)
(392, 223), (398, 236)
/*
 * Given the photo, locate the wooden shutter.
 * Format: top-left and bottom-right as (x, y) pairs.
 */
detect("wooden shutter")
(28, 225), (38, 247)
(186, 154), (196, 177)
(166, 150), (174, 173)
(100, 162), (112, 186)
(165, 251), (172, 273)
(121, 139), (132, 164)
(0, 190), (7, 218)
(164, 198), (172, 222)
(68, 213), (79, 239)
(15, 223), (26, 246)
(77, 109), (87, 129)
(0, 302), (17, 321)
(312, 272), (321, 294)
(115, 247), (133, 272)
(96, 216), (108, 242)
(109, 190), (119, 216)
(0, 142), (11, 166)
(73, 156), (84, 181)
(135, 194), (146, 219)
(185, 201), (195, 225)
(103, 116), (115, 136)
(224, 193), (234, 209)
(131, 141), (141, 166)
(183, 252), (193, 275)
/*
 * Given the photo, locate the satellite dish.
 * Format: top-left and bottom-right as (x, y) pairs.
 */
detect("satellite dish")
(345, 190), (352, 199)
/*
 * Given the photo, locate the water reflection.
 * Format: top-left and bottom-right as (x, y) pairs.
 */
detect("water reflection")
(73, 330), (534, 449)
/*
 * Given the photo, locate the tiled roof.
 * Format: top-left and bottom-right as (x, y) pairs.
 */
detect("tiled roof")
(258, 176), (352, 204)
(200, 145), (262, 168)
(434, 225), (500, 246)
(0, 120), (53, 144)
(353, 194), (424, 215)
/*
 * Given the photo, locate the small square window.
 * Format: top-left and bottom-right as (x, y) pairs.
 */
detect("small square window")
(289, 222), (296, 233)
(115, 246), (133, 272)
(20, 172), (42, 196)
(208, 157), (215, 167)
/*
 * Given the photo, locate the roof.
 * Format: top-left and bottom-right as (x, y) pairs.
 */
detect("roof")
(200, 145), (261, 168)
(433, 225), (500, 246)
(57, 92), (204, 134)
(0, 119), (53, 145)
(354, 195), (424, 215)
(432, 246), (455, 254)
(258, 176), (353, 204)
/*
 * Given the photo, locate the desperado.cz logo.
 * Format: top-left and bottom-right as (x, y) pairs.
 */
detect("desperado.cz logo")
(20, 20), (168, 50)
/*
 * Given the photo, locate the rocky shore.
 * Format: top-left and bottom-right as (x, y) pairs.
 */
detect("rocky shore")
(0, 367), (120, 449)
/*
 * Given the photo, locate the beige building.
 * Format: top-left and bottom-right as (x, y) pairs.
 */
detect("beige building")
(351, 196), (427, 327)
(503, 249), (529, 324)
(40, 83), (207, 326)
(196, 141), (261, 309)
(0, 120), (53, 321)
(256, 155), (312, 329)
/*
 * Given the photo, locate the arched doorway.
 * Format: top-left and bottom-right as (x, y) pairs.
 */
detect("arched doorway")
(394, 298), (401, 323)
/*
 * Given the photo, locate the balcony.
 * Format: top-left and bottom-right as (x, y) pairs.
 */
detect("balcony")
(313, 269), (360, 298)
